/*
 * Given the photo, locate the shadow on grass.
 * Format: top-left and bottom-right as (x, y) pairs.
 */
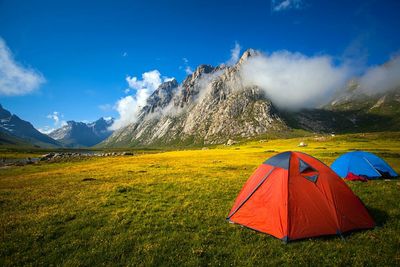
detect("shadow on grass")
(254, 206), (389, 244)
(367, 206), (389, 227)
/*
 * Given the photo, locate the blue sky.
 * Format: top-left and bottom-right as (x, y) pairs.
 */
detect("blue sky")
(0, 0), (399, 132)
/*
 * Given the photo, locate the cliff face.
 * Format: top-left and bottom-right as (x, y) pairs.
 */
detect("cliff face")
(102, 50), (286, 147)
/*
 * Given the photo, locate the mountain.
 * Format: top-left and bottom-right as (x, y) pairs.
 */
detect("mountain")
(325, 81), (400, 132)
(102, 50), (400, 148)
(0, 104), (60, 147)
(0, 130), (33, 147)
(283, 82), (400, 133)
(102, 50), (287, 147)
(49, 117), (114, 147)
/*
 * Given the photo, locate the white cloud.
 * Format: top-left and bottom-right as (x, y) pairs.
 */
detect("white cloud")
(40, 111), (67, 134)
(272, 0), (304, 12)
(164, 77), (175, 82)
(110, 70), (175, 130)
(38, 126), (56, 134)
(46, 111), (60, 124)
(98, 103), (112, 111)
(359, 54), (400, 95)
(126, 70), (163, 92)
(185, 66), (193, 75)
(109, 96), (136, 130)
(239, 50), (351, 109)
(46, 111), (67, 127)
(226, 42), (241, 66)
(180, 57), (193, 75)
(0, 37), (45, 96)
(103, 116), (113, 122)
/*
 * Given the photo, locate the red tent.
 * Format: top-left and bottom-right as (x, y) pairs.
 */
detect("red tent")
(227, 151), (375, 242)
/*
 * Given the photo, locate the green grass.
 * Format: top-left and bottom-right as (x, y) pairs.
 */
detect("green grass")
(0, 132), (399, 266)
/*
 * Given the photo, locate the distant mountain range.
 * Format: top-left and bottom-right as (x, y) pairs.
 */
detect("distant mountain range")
(49, 117), (114, 147)
(102, 50), (400, 148)
(0, 104), (60, 147)
(0, 104), (114, 148)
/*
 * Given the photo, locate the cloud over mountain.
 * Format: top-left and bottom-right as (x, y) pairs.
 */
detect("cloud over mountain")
(38, 111), (67, 134)
(239, 50), (351, 109)
(110, 70), (174, 130)
(359, 54), (400, 95)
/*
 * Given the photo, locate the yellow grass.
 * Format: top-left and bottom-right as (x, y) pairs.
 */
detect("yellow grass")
(0, 132), (399, 265)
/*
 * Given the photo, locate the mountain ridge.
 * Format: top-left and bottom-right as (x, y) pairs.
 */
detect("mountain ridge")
(0, 104), (61, 148)
(102, 50), (289, 147)
(49, 117), (114, 147)
(102, 49), (400, 148)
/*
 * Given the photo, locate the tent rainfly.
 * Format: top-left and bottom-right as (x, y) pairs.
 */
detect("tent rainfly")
(227, 151), (375, 242)
(331, 151), (398, 179)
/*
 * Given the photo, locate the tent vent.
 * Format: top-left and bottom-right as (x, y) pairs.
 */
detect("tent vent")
(299, 159), (317, 173)
(299, 159), (318, 183)
(304, 174), (318, 183)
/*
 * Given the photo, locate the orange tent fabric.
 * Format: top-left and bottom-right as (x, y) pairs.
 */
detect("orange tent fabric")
(227, 151), (375, 242)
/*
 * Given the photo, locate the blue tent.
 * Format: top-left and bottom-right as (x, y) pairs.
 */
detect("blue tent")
(331, 151), (398, 179)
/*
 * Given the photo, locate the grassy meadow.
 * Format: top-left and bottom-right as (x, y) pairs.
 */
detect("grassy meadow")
(1, 132), (399, 266)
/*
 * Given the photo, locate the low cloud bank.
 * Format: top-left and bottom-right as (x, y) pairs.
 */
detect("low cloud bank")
(110, 70), (174, 130)
(240, 51), (351, 109)
(239, 49), (400, 109)
(359, 54), (400, 95)
(0, 37), (45, 96)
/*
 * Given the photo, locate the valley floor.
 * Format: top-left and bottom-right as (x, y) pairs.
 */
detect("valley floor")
(0, 132), (399, 266)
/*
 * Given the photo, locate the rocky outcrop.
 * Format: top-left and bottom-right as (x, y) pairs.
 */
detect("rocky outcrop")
(0, 151), (135, 168)
(38, 151), (134, 162)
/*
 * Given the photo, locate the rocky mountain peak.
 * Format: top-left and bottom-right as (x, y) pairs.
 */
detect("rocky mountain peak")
(139, 79), (180, 117)
(66, 120), (83, 126)
(158, 78), (178, 92)
(183, 64), (216, 85)
(238, 48), (259, 65)
(194, 64), (215, 77)
(88, 117), (114, 128)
